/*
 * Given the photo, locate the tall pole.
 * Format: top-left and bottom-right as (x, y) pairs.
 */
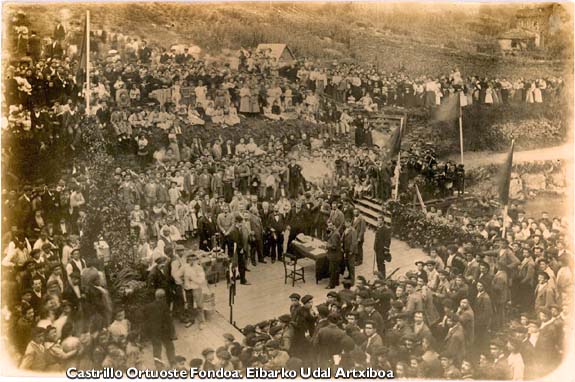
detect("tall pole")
(393, 151), (401, 201)
(86, 10), (91, 115)
(458, 110), (464, 164)
(392, 118), (403, 201)
(502, 205), (508, 238)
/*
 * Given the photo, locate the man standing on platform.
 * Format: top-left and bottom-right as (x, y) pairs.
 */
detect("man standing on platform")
(228, 215), (250, 285)
(342, 218), (358, 285)
(328, 202), (345, 233)
(326, 222), (342, 289)
(374, 216), (392, 279)
(352, 209), (366, 265)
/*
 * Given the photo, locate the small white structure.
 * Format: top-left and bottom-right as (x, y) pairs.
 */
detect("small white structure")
(255, 43), (296, 67)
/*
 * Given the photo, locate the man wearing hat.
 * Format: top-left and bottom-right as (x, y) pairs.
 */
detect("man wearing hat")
(373, 216), (391, 278)
(325, 221), (342, 289)
(19, 326), (46, 371)
(534, 271), (557, 311)
(360, 298), (384, 335)
(405, 280), (424, 316)
(289, 293), (301, 317)
(291, 295), (314, 359)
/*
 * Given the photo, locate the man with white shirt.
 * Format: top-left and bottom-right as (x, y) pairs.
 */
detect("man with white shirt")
(65, 249), (85, 285)
(33, 230), (56, 251)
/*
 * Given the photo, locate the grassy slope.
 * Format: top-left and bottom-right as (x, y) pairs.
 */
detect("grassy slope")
(3, 2), (572, 77)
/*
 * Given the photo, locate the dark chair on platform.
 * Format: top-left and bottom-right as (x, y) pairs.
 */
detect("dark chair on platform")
(283, 253), (305, 287)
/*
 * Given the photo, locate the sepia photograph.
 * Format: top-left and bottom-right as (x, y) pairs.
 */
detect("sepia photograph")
(0, 1), (574, 380)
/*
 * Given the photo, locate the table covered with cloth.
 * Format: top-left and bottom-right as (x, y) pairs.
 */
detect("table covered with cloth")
(290, 236), (329, 283)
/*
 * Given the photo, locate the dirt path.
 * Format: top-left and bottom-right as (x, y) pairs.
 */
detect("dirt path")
(448, 144), (573, 169)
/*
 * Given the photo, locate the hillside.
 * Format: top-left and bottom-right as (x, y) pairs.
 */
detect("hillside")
(4, 2), (573, 78)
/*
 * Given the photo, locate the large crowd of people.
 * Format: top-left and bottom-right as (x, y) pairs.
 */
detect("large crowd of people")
(1, 10), (572, 380)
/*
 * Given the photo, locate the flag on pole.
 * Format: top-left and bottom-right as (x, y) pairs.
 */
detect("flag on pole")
(431, 92), (461, 122)
(75, 14), (88, 85)
(498, 140), (515, 206)
(386, 120), (403, 159)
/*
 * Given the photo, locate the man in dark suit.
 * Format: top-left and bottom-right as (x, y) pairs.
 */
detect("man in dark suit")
(312, 313), (347, 367)
(352, 209), (366, 265)
(342, 219), (358, 284)
(373, 216), (391, 278)
(46, 40), (64, 60)
(325, 222), (342, 289)
(28, 31), (42, 61)
(228, 215), (249, 285)
(222, 139), (235, 158)
(327, 202), (345, 233)
(473, 280), (493, 355)
(292, 295), (315, 359)
(53, 22), (66, 42)
(287, 158), (303, 198)
(143, 289), (176, 369)
(267, 204), (286, 262)
(139, 40), (152, 63)
(443, 314), (465, 367)
(198, 212), (217, 251)
(287, 201), (307, 246)
(362, 320), (384, 361)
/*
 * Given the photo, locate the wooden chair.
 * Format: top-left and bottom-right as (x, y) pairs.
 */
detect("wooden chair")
(283, 253), (305, 287)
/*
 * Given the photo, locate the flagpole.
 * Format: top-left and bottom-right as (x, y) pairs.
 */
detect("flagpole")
(392, 118), (404, 201)
(86, 10), (91, 115)
(502, 205), (508, 238)
(393, 152), (400, 201)
(501, 138), (515, 238)
(458, 105), (463, 164)
(415, 184), (427, 213)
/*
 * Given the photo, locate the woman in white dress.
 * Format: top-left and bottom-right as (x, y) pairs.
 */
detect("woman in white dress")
(533, 83), (543, 103)
(171, 80), (182, 107)
(484, 85), (494, 104)
(211, 106), (225, 125)
(526, 82), (536, 103)
(224, 105), (241, 126)
(194, 80), (208, 108)
(239, 83), (251, 114)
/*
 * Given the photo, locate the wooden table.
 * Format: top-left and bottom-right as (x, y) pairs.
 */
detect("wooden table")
(290, 236), (329, 283)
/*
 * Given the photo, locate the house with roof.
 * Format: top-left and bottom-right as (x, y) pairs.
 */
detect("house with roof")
(498, 3), (567, 51)
(255, 43), (296, 67)
(497, 28), (538, 51)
